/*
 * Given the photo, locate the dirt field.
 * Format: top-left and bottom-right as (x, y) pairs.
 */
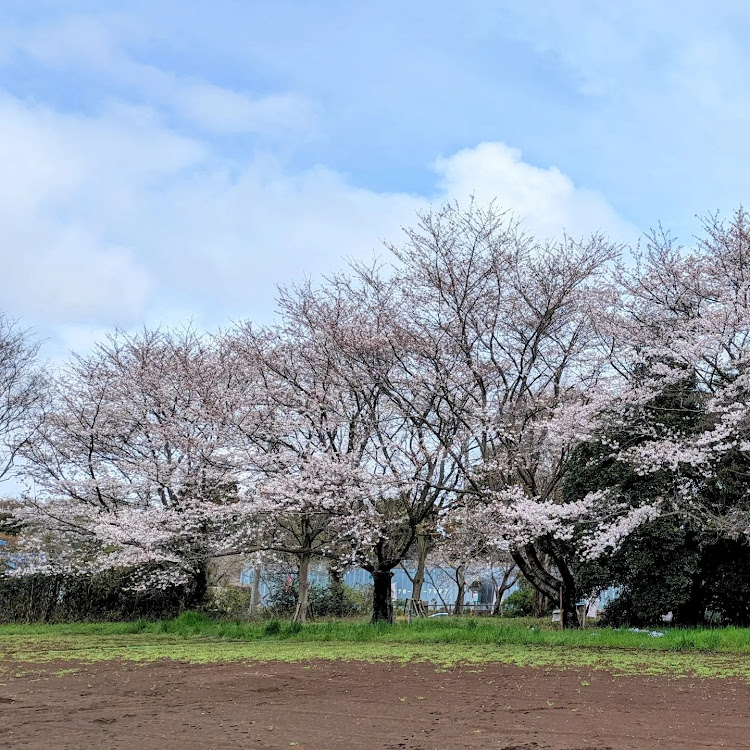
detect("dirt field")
(1, 658), (749, 749)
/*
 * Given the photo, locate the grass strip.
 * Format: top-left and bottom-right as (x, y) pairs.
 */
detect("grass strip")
(2, 614), (750, 681)
(2, 635), (750, 680)
(4, 612), (750, 652)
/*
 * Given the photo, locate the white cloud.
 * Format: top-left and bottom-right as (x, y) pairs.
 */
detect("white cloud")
(1, 13), (316, 137)
(172, 83), (315, 136)
(0, 93), (633, 352)
(434, 142), (637, 242)
(502, 1), (750, 109)
(0, 95), (160, 325)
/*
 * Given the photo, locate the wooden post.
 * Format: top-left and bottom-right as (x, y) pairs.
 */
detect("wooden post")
(559, 586), (564, 631)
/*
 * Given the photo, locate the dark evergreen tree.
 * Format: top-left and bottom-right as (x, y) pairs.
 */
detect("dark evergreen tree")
(563, 363), (711, 625)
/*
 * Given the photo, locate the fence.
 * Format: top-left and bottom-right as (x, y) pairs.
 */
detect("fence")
(402, 599), (498, 617)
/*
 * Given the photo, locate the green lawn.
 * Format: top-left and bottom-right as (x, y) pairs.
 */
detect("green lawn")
(4, 612), (750, 651)
(3, 613), (750, 681)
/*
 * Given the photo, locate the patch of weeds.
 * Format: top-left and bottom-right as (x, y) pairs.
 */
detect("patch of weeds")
(285, 622), (303, 637)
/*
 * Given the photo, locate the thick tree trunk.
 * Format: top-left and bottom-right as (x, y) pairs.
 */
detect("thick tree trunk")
(249, 563), (262, 617)
(560, 584), (578, 628)
(550, 543), (579, 628)
(676, 572), (705, 626)
(453, 564), (466, 615)
(293, 553), (311, 623)
(371, 568), (394, 623)
(511, 544), (579, 627)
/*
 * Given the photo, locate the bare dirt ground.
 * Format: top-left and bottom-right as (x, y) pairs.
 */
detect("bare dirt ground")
(1, 658), (749, 749)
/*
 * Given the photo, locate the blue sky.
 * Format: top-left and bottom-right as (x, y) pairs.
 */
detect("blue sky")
(1, 1), (749, 357)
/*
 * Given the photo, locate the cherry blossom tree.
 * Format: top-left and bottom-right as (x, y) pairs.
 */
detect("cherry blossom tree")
(222, 304), (381, 622)
(601, 208), (750, 541)
(230, 278), (463, 623)
(346, 201), (622, 625)
(0, 312), (46, 482)
(430, 506), (519, 615)
(14, 202), (750, 629)
(13, 327), (249, 603)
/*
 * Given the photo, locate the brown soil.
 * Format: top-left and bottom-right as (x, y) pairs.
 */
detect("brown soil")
(1, 659), (748, 749)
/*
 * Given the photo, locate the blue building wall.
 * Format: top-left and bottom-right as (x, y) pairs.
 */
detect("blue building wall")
(239, 564), (621, 613)
(239, 565), (507, 607)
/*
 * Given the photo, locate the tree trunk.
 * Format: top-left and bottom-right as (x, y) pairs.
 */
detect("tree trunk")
(329, 568), (346, 617)
(411, 533), (428, 602)
(533, 589), (548, 618)
(491, 567), (518, 616)
(371, 568), (394, 623)
(293, 553), (311, 623)
(560, 585), (578, 628)
(551, 543), (580, 628)
(511, 545), (579, 627)
(187, 564), (209, 610)
(249, 563), (262, 617)
(42, 576), (61, 623)
(453, 564), (466, 615)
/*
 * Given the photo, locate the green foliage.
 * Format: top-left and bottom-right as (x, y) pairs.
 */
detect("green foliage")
(588, 517), (750, 628)
(0, 570), (192, 624)
(263, 619), (282, 635)
(308, 581), (369, 618)
(688, 539), (750, 626)
(203, 586), (254, 619)
(599, 520), (700, 627)
(561, 369), (735, 627)
(285, 621), (303, 636)
(502, 584), (536, 617)
(264, 581), (298, 617)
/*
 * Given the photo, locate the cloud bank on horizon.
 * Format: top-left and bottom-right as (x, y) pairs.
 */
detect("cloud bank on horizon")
(0, 1), (748, 356)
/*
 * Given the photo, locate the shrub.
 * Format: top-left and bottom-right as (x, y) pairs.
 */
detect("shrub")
(502, 587), (535, 617)
(203, 586), (254, 619)
(308, 581), (368, 618)
(598, 594), (632, 628)
(0, 569), (192, 624)
(264, 579), (298, 617)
